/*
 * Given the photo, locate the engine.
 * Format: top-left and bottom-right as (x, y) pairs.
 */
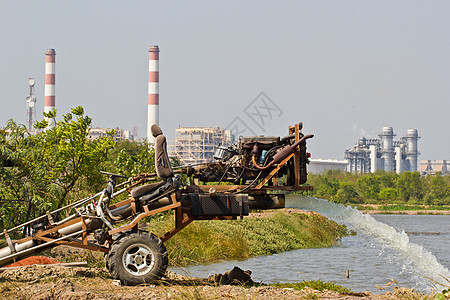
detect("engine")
(189, 130), (312, 186)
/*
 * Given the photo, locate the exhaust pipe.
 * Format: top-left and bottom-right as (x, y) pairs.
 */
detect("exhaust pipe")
(252, 134), (314, 170)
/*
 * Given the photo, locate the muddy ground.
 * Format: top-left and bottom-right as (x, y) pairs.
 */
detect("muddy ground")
(0, 264), (430, 299)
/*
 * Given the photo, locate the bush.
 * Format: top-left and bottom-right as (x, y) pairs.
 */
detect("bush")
(304, 170), (449, 206)
(379, 187), (397, 200)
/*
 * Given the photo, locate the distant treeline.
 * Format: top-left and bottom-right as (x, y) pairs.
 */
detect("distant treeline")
(301, 170), (449, 205)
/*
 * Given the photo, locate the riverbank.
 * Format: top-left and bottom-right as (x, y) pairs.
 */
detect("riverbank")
(356, 204), (450, 215)
(0, 264), (435, 299)
(140, 209), (349, 267)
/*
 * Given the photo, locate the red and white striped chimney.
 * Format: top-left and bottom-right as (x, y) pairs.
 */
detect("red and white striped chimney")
(147, 45), (159, 144)
(44, 48), (56, 126)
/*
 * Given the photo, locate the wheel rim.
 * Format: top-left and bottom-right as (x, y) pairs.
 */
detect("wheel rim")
(122, 243), (156, 276)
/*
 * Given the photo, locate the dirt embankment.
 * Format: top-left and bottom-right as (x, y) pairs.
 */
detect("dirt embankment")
(0, 264), (428, 300)
(358, 205), (450, 215)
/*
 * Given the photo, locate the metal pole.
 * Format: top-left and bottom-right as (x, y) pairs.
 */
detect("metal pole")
(0, 230), (84, 266)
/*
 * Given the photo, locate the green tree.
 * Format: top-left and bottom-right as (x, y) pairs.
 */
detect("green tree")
(0, 107), (116, 228)
(335, 181), (359, 203)
(396, 172), (423, 202)
(112, 140), (155, 176)
(356, 175), (380, 201)
(423, 174), (449, 205)
(379, 187), (397, 201)
(377, 171), (398, 189)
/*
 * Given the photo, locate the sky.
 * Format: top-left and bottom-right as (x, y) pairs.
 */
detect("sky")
(1, 1), (449, 160)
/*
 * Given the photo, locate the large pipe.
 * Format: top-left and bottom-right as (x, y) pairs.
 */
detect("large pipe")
(147, 45), (160, 144)
(0, 201), (134, 267)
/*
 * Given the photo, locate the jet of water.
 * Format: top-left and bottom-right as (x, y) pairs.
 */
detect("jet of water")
(286, 195), (450, 290)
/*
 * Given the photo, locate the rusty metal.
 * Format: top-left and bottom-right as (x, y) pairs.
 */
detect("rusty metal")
(0, 122), (314, 272)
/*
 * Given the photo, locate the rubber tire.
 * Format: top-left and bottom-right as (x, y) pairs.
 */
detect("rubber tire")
(107, 230), (168, 285)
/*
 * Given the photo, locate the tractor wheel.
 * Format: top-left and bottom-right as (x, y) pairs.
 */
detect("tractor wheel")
(107, 230), (168, 285)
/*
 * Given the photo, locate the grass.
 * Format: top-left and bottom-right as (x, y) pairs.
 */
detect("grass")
(271, 280), (352, 293)
(145, 211), (349, 267)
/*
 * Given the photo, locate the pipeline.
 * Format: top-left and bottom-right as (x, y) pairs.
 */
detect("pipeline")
(0, 200), (135, 267)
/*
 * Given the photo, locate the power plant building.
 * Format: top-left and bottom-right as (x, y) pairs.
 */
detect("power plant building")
(308, 159), (348, 174)
(419, 160), (449, 175)
(88, 127), (132, 141)
(169, 127), (233, 165)
(345, 127), (420, 173)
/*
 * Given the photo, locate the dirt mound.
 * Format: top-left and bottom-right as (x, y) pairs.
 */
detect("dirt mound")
(4, 256), (59, 267)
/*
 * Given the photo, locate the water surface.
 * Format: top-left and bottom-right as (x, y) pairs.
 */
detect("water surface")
(170, 198), (449, 293)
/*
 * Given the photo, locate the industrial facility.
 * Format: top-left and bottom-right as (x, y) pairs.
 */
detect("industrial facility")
(345, 127), (420, 173)
(87, 127), (133, 141)
(308, 159), (348, 174)
(419, 160), (449, 175)
(168, 127), (233, 165)
(22, 47), (157, 137)
(44, 49), (56, 128)
(147, 45), (159, 144)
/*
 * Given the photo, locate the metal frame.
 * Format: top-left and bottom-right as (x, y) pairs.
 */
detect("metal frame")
(0, 123), (313, 266)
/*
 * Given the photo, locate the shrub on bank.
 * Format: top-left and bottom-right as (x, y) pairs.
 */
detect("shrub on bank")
(304, 170), (450, 205)
(146, 211), (348, 266)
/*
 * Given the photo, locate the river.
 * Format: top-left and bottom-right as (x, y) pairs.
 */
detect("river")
(169, 197), (450, 293)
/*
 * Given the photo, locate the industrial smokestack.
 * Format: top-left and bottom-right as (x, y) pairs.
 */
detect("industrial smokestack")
(405, 129), (420, 172)
(44, 49), (56, 127)
(379, 126), (395, 172)
(147, 45), (160, 144)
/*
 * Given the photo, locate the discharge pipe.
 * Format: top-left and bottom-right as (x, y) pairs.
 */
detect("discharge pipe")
(0, 200), (135, 267)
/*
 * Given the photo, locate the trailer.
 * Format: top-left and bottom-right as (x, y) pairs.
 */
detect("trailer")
(0, 123), (313, 285)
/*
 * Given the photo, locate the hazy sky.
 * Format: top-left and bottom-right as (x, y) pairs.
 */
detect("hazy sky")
(1, 1), (449, 160)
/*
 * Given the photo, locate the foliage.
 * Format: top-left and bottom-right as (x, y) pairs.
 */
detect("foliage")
(108, 139), (155, 176)
(335, 180), (359, 203)
(303, 170), (449, 205)
(0, 107), (117, 228)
